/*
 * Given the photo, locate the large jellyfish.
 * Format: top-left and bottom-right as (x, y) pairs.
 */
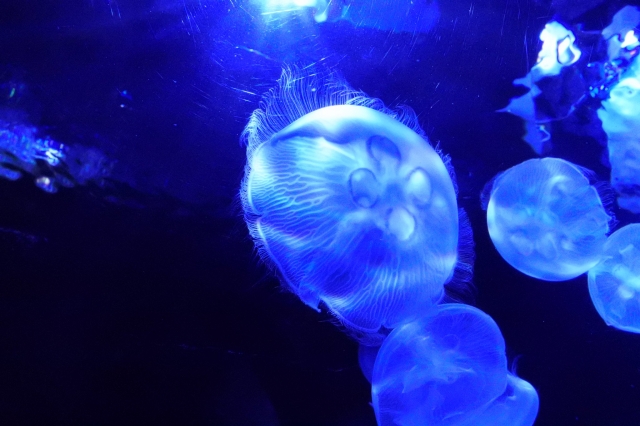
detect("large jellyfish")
(588, 223), (640, 333)
(371, 304), (508, 426)
(484, 157), (612, 281)
(241, 67), (473, 334)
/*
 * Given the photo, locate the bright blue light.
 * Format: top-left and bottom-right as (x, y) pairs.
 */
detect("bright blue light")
(252, 0), (329, 21)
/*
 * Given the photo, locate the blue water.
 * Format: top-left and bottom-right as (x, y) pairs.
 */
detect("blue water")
(1, 1), (639, 425)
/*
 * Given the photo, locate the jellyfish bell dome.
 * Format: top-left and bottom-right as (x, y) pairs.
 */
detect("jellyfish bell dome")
(588, 223), (640, 334)
(485, 157), (611, 281)
(242, 67), (470, 335)
(371, 304), (508, 426)
(248, 104), (458, 247)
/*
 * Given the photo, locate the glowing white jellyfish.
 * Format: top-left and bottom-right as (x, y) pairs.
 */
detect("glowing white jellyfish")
(484, 158), (612, 281)
(241, 67), (473, 335)
(588, 223), (640, 334)
(371, 304), (509, 426)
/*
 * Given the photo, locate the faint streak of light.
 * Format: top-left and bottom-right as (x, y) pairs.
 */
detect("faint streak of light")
(235, 45), (276, 61)
(108, 0), (122, 19)
(381, 46), (393, 63)
(430, 99), (440, 109)
(210, 79), (259, 97)
(234, 87), (259, 96)
(389, 60), (399, 74)
(524, 32), (529, 70)
(261, 8), (301, 15)
(238, 4), (256, 21)
(500, 1), (508, 38)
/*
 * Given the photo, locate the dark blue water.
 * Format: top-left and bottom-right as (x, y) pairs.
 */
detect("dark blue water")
(1, 0), (639, 424)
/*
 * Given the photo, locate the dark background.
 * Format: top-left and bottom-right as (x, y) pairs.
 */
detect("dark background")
(1, 0), (639, 424)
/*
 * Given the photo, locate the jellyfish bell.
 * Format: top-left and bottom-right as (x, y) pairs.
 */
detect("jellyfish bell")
(248, 105), (458, 246)
(485, 157), (612, 281)
(371, 304), (508, 426)
(241, 66), (472, 335)
(364, 306), (538, 425)
(588, 223), (640, 334)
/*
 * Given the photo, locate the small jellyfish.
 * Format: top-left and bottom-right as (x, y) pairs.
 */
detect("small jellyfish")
(484, 157), (611, 281)
(241, 67), (472, 334)
(371, 304), (508, 426)
(467, 373), (539, 426)
(588, 223), (640, 333)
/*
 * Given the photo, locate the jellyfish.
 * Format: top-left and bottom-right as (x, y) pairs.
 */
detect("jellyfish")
(484, 157), (612, 281)
(467, 373), (539, 426)
(241, 67), (473, 334)
(371, 304), (508, 426)
(361, 313), (538, 425)
(588, 223), (640, 333)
